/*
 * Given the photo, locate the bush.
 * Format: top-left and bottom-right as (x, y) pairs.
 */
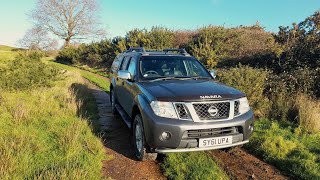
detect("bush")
(188, 26), (234, 68)
(217, 65), (270, 117)
(17, 50), (45, 60)
(56, 46), (81, 64)
(266, 68), (318, 122)
(0, 53), (61, 91)
(56, 41), (116, 67)
(188, 25), (278, 69)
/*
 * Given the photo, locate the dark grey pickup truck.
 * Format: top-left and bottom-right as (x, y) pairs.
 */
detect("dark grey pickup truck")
(110, 47), (254, 161)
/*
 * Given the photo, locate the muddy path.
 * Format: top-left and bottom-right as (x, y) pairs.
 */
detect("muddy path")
(89, 84), (166, 180)
(210, 148), (289, 180)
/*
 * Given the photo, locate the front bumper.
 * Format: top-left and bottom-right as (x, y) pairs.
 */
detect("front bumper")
(141, 104), (254, 152)
(155, 140), (249, 153)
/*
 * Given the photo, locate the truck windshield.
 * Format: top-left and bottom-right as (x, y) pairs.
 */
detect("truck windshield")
(139, 56), (211, 80)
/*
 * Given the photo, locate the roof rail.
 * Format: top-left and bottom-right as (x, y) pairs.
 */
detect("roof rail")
(125, 47), (146, 53)
(163, 48), (190, 56)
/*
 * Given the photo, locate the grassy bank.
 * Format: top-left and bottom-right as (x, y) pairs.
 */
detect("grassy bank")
(0, 53), (107, 179)
(245, 119), (320, 179)
(49, 61), (110, 93)
(80, 71), (110, 93)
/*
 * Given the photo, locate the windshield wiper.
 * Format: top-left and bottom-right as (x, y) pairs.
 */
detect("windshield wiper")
(189, 76), (212, 80)
(149, 76), (211, 82)
(149, 76), (195, 82)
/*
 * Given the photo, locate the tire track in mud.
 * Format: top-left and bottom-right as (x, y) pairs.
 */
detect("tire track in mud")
(88, 82), (166, 180)
(210, 147), (289, 180)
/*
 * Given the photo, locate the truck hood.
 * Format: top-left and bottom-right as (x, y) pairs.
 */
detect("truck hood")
(139, 79), (245, 101)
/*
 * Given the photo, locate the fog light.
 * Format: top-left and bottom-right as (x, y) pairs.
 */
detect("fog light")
(160, 132), (171, 141)
(249, 124), (254, 132)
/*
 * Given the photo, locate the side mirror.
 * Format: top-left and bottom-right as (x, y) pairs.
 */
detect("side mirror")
(210, 70), (216, 79)
(118, 70), (132, 80)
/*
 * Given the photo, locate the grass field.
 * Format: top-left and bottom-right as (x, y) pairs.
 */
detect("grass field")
(0, 50), (108, 179)
(0, 45), (17, 51)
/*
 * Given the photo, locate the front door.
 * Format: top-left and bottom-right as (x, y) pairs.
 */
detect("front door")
(116, 56), (132, 109)
(122, 57), (137, 115)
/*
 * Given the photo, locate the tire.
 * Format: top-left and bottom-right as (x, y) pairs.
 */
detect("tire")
(110, 89), (118, 114)
(133, 114), (158, 161)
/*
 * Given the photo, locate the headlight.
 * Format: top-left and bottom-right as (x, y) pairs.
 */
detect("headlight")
(150, 101), (178, 119)
(239, 97), (250, 114)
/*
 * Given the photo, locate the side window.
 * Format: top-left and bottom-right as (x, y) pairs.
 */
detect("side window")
(120, 56), (131, 70)
(111, 55), (124, 72)
(127, 57), (136, 78)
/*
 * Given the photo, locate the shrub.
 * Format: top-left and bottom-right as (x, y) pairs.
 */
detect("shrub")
(189, 26), (233, 68)
(17, 50), (45, 60)
(56, 46), (81, 64)
(295, 94), (320, 133)
(266, 68), (318, 122)
(217, 65), (270, 117)
(0, 53), (61, 91)
(147, 26), (175, 49)
(266, 74), (296, 121)
(56, 41), (116, 67)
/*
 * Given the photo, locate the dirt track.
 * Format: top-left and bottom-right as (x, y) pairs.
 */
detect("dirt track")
(210, 148), (289, 180)
(89, 84), (165, 180)
(87, 77), (288, 180)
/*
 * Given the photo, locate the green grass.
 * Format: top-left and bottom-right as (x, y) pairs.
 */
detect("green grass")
(0, 53), (108, 179)
(245, 119), (320, 179)
(161, 152), (229, 180)
(50, 60), (110, 93)
(80, 71), (110, 93)
(74, 64), (110, 78)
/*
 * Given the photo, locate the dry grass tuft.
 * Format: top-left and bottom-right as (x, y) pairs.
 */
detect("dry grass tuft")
(296, 94), (320, 133)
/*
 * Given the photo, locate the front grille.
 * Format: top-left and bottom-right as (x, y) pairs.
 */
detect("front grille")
(175, 103), (191, 119)
(234, 100), (240, 116)
(186, 127), (238, 138)
(193, 102), (230, 120)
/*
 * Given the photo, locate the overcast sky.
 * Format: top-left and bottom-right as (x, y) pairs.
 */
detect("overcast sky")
(0, 0), (319, 47)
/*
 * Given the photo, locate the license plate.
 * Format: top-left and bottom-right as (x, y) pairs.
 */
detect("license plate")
(199, 136), (232, 148)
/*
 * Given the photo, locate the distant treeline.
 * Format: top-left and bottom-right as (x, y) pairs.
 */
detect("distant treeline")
(57, 11), (319, 72)
(56, 25), (276, 70)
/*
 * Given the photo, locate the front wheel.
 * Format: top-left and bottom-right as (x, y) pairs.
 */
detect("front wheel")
(133, 114), (157, 161)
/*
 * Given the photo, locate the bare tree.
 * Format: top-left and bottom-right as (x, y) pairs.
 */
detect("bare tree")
(17, 27), (59, 51)
(30, 0), (105, 47)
